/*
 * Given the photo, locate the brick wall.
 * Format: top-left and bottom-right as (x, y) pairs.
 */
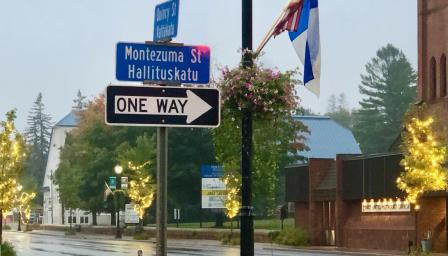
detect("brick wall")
(308, 158), (335, 245)
(294, 202), (309, 233)
(417, 197), (447, 252)
(418, 0), (448, 104)
(342, 200), (415, 251)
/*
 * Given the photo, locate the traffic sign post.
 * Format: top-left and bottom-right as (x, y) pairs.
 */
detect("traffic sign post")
(106, 1), (220, 254)
(105, 85), (220, 128)
(115, 42), (210, 84)
(154, 0), (179, 42)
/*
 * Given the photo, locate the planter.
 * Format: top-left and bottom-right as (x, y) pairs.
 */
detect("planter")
(421, 239), (432, 253)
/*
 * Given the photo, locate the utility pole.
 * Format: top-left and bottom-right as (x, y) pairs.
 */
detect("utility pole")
(241, 0), (254, 255)
(156, 125), (168, 256)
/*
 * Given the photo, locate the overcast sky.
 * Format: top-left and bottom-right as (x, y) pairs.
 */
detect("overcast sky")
(0, 0), (417, 131)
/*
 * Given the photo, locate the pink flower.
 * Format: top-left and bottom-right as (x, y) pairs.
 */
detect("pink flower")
(271, 71), (280, 79)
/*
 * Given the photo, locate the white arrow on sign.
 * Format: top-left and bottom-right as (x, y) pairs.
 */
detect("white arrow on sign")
(114, 90), (212, 123)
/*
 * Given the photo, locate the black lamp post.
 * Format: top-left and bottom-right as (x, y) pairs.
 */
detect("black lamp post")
(241, 0), (254, 255)
(17, 185), (22, 232)
(114, 165), (123, 239)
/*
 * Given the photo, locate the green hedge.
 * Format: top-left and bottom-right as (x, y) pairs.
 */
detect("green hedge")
(271, 228), (308, 246)
(1, 241), (17, 256)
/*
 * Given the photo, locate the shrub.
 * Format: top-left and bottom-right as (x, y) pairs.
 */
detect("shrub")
(65, 228), (76, 236)
(1, 241), (17, 256)
(220, 232), (240, 245)
(268, 230), (280, 241)
(273, 228), (308, 246)
(133, 232), (150, 240)
(3, 225), (11, 230)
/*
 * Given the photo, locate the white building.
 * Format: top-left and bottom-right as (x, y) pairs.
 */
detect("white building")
(42, 112), (100, 225)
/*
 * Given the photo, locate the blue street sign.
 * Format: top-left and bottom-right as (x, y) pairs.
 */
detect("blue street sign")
(154, 0), (179, 42)
(115, 42), (210, 84)
(109, 177), (117, 190)
(201, 165), (224, 178)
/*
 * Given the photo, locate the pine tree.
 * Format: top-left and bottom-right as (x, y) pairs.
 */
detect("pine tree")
(353, 44), (416, 153)
(72, 90), (87, 111)
(326, 93), (353, 129)
(24, 93), (52, 199)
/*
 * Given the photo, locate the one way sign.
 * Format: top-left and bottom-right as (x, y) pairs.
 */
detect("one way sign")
(105, 85), (220, 128)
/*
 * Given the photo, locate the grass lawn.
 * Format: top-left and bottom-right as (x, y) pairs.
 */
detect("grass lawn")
(164, 217), (294, 230)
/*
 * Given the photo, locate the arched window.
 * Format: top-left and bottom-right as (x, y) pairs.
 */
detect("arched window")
(440, 54), (447, 97)
(430, 57), (437, 100)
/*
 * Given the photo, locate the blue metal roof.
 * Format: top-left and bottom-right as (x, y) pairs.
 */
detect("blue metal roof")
(294, 115), (361, 159)
(55, 111), (78, 127)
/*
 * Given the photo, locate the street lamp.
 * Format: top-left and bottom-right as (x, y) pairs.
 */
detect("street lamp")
(114, 165), (123, 175)
(114, 165), (123, 239)
(17, 185), (22, 232)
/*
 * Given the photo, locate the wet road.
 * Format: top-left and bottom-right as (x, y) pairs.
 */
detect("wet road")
(4, 231), (351, 256)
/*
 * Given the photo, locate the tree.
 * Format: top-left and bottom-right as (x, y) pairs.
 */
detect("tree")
(117, 133), (156, 224)
(223, 173), (240, 233)
(167, 128), (215, 221)
(23, 93), (52, 203)
(54, 133), (83, 214)
(72, 90), (87, 111)
(397, 106), (447, 204)
(353, 44), (416, 153)
(15, 190), (36, 229)
(325, 93), (353, 129)
(56, 96), (155, 224)
(0, 110), (26, 242)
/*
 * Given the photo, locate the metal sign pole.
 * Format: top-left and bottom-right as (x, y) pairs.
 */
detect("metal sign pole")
(156, 123), (168, 256)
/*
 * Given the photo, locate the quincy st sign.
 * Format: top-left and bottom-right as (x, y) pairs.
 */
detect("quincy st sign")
(153, 0), (179, 42)
(115, 42), (210, 84)
(105, 85), (220, 128)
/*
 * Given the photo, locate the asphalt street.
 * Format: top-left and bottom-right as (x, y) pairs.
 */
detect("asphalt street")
(3, 231), (359, 256)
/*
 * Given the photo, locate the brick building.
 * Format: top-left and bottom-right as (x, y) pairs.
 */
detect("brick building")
(286, 154), (447, 252)
(418, 0), (448, 136)
(285, 0), (448, 252)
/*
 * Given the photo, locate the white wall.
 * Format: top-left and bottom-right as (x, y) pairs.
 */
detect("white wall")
(42, 126), (73, 225)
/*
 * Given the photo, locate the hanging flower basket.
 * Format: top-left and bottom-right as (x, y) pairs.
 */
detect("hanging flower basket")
(216, 63), (299, 118)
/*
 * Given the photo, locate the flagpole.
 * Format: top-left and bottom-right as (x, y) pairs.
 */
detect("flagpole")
(255, 0), (292, 55)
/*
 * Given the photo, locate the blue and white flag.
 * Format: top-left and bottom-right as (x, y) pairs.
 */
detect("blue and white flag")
(274, 0), (321, 97)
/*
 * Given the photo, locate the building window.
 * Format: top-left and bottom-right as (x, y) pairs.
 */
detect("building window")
(430, 57), (437, 100)
(80, 217), (84, 224)
(441, 54), (447, 97)
(72, 217), (77, 224)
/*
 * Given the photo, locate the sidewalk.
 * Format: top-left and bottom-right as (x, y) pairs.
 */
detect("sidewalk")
(24, 229), (448, 256)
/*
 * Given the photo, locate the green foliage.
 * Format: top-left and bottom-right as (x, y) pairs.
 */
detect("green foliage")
(23, 93), (52, 204)
(2, 225), (10, 230)
(0, 110), (26, 214)
(326, 93), (353, 129)
(220, 232), (240, 245)
(65, 228), (76, 236)
(397, 104), (447, 204)
(133, 232), (150, 240)
(117, 133), (156, 219)
(167, 128), (215, 214)
(55, 96), (155, 222)
(1, 241), (17, 256)
(353, 44), (416, 153)
(273, 228), (309, 246)
(212, 63), (307, 215)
